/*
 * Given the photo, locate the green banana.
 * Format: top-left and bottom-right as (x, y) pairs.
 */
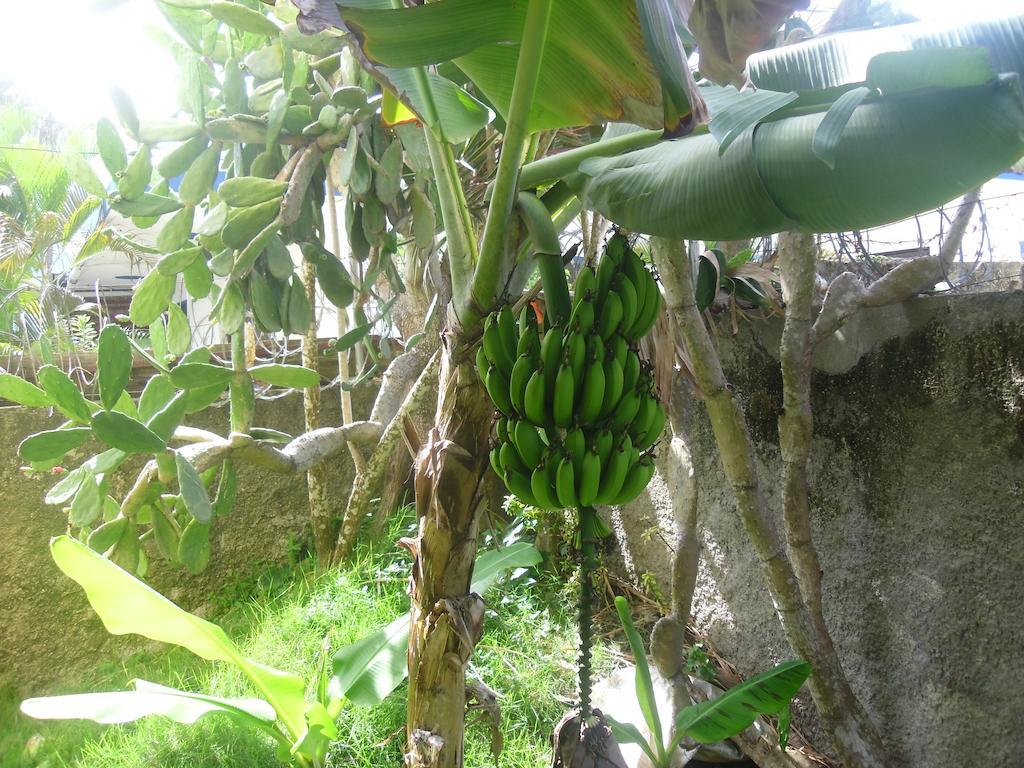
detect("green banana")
(546, 456), (563, 509)
(564, 427), (586, 475)
(611, 456), (656, 505)
(569, 294), (595, 336)
(631, 396), (658, 442)
(586, 333), (605, 365)
(496, 416), (510, 444)
(524, 369), (549, 426)
(489, 446), (502, 477)
(605, 232), (627, 266)
(609, 334), (628, 370)
(553, 359), (575, 428)
(577, 354), (606, 425)
(476, 346), (490, 386)
(510, 353), (534, 417)
(597, 291), (623, 338)
(595, 436), (632, 505)
(556, 457), (578, 508)
(505, 467), (539, 507)
(483, 315), (514, 376)
(578, 449), (601, 507)
(566, 328), (586, 391)
(531, 463), (559, 510)
(500, 441), (529, 478)
(519, 304), (537, 337)
(485, 365), (514, 416)
(611, 387), (641, 432)
(630, 271), (661, 339)
(614, 274), (639, 335)
(573, 265), (596, 301)
(594, 429), (614, 466)
(595, 254), (617, 309)
(540, 327), (562, 395)
(497, 305), (517, 362)
(513, 420), (545, 468)
(600, 355), (624, 419)
(624, 253), (649, 333)
(634, 402), (666, 452)
(517, 325), (540, 358)
(622, 349), (641, 394)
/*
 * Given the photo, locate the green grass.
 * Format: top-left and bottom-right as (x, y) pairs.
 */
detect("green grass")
(3, 518), (611, 768)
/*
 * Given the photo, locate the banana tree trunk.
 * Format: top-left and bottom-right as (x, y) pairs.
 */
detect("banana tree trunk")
(405, 330), (494, 768)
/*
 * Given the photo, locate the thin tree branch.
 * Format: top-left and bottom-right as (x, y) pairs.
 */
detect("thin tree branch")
(777, 231), (824, 616)
(814, 188), (980, 343)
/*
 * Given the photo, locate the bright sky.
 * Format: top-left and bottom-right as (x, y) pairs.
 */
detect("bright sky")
(0, 0), (1022, 130)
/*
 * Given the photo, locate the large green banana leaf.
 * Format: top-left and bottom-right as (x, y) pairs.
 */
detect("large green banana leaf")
(574, 77), (1024, 240)
(47, 535), (309, 741)
(748, 14), (1024, 91)
(324, 0), (678, 132)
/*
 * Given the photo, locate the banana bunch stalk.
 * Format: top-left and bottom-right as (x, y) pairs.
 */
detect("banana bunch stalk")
(477, 233), (665, 515)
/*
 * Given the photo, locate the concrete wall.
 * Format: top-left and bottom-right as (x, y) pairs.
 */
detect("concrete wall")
(613, 291), (1024, 768)
(0, 388), (377, 696)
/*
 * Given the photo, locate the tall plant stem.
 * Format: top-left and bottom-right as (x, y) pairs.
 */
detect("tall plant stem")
(469, 0), (553, 319)
(777, 232), (824, 615)
(424, 128), (477, 324)
(228, 331), (253, 434)
(651, 237), (887, 768)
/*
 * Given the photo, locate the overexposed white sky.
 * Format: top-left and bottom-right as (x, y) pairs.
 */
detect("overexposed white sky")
(0, 0), (1022, 129)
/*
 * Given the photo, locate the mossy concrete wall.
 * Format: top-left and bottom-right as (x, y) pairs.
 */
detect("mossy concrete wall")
(0, 388), (377, 696)
(614, 291), (1024, 768)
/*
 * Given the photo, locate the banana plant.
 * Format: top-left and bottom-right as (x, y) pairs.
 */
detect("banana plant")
(608, 597), (811, 768)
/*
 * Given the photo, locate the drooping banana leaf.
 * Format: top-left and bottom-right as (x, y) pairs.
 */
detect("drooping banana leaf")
(323, 0), (680, 132)
(21, 679), (276, 729)
(48, 536), (308, 741)
(574, 77), (1024, 240)
(747, 13), (1024, 91)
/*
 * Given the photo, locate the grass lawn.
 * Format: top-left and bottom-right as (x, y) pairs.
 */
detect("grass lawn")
(2, 515), (613, 768)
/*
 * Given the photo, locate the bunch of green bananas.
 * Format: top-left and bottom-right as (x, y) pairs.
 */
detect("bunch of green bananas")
(477, 235), (665, 512)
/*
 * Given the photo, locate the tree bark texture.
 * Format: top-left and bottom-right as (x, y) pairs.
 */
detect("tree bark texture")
(651, 238), (888, 768)
(301, 259), (334, 564)
(404, 328), (494, 768)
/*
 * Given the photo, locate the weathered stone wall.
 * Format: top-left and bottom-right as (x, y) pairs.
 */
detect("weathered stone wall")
(0, 387), (377, 695)
(613, 291), (1024, 768)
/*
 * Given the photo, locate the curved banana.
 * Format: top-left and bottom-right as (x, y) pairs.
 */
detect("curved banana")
(595, 436), (631, 504)
(622, 349), (641, 394)
(497, 305), (517, 362)
(513, 420), (545, 468)
(594, 428), (614, 466)
(564, 427), (586, 475)
(531, 463), (559, 510)
(599, 355), (624, 419)
(597, 292), (623, 339)
(524, 368), (549, 426)
(504, 466), (539, 507)
(500, 441), (529, 478)
(556, 456), (578, 508)
(634, 401), (666, 452)
(510, 353), (534, 417)
(578, 449), (601, 507)
(611, 456), (656, 506)
(611, 387), (641, 432)
(614, 274), (638, 335)
(553, 359), (575, 428)
(577, 355), (606, 424)
(483, 316), (513, 375)
(489, 446), (502, 477)
(573, 265), (597, 301)
(476, 345), (490, 386)
(540, 327), (562, 396)
(485, 365), (514, 416)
